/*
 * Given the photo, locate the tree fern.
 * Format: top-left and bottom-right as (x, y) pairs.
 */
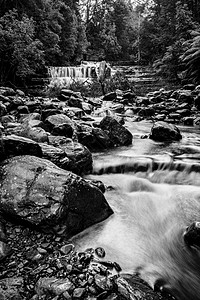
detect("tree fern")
(181, 30), (200, 84)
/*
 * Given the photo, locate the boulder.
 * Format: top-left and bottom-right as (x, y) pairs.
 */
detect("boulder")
(45, 114), (74, 137)
(99, 116), (132, 146)
(15, 124), (49, 143)
(1, 135), (42, 160)
(182, 117), (194, 126)
(116, 275), (174, 300)
(41, 139), (92, 175)
(68, 96), (83, 108)
(0, 155), (113, 236)
(103, 92), (117, 101)
(149, 121), (182, 141)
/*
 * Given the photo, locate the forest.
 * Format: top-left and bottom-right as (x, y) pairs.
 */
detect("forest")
(0, 0), (200, 86)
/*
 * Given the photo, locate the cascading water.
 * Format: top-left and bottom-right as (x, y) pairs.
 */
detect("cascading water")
(72, 121), (200, 300)
(48, 61), (112, 87)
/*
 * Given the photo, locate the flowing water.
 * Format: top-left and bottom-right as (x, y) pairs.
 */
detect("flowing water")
(72, 121), (200, 300)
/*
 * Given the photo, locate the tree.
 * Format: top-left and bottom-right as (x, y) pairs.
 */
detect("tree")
(0, 9), (44, 85)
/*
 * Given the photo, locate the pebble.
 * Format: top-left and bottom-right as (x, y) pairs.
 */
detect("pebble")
(73, 287), (86, 298)
(37, 247), (47, 254)
(60, 244), (75, 255)
(95, 247), (105, 258)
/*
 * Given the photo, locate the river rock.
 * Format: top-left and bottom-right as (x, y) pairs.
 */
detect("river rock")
(0, 135), (42, 160)
(68, 95), (83, 109)
(45, 114), (74, 137)
(194, 116), (200, 128)
(116, 275), (174, 300)
(36, 277), (75, 296)
(149, 121), (182, 141)
(0, 155), (113, 235)
(14, 124), (49, 143)
(183, 222), (200, 248)
(0, 277), (24, 300)
(48, 135), (93, 175)
(99, 116), (132, 146)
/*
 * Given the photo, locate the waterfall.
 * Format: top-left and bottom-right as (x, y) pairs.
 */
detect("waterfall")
(47, 61), (112, 87)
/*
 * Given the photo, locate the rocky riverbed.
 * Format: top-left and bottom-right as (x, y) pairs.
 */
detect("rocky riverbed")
(1, 82), (199, 299)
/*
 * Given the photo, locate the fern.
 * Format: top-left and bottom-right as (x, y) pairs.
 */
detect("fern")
(180, 30), (200, 84)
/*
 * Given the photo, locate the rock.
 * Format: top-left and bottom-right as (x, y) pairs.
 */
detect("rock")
(48, 136), (93, 175)
(111, 103), (124, 114)
(0, 277), (24, 300)
(36, 277), (74, 296)
(94, 274), (113, 291)
(17, 105), (29, 115)
(1, 135), (42, 160)
(103, 92), (116, 101)
(0, 87), (16, 96)
(68, 96), (83, 109)
(183, 84), (196, 91)
(176, 90), (194, 105)
(149, 121), (182, 141)
(15, 124), (49, 143)
(99, 116), (132, 146)
(194, 116), (200, 128)
(73, 287), (85, 299)
(116, 275), (173, 300)
(60, 244), (75, 255)
(45, 114), (74, 137)
(0, 155), (113, 236)
(95, 247), (106, 258)
(183, 222), (200, 248)
(138, 107), (155, 117)
(0, 241), (12, 261)
(182, 117), (194, 126)
(194, 95), (200, 110)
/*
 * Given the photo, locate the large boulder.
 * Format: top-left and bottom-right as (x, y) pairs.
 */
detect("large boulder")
(149, 121), (182, 141)
(0, 156), (113, 236)
(99, 116), (132, 146)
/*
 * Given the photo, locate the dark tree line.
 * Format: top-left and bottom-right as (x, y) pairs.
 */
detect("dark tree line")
(0, 0), (200, 85)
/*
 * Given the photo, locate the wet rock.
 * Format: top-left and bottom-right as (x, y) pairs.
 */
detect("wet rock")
(103, 92), (116, 101)
(48, 136), (93, 175)
(194, 116), (200, 128)
(138, 107), (155, 117)
(0, 277), (24, 300)
(60, 244), (75, 255)
(36, 277), (74, 296)
(68, 96), (83, 109)
(0, 241), (12, 261)
(0, 155), (113, 236)
(116, 275), (173, 300)
(182, 117), (194, 126)
(183, 222), (200, 248)
(15, 124), (49, 143)
(45, 114), (74, 137)
(73, 287), (86, 298)
(149, 121), (182, 141)
(1, 135), (42, 160)
(99, 116), (132, 146)
(95, 247), (106, 258)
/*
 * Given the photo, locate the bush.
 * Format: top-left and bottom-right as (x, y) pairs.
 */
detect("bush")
(46, 71), (134, 98)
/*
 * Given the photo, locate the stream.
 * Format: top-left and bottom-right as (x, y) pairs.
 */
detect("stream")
(72, 120), (200, 300)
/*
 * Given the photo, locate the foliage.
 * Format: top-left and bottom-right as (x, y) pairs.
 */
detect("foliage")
(180, 30), (200, 84)
(46, 71), (133, 98)
(0, 9), (44, 84)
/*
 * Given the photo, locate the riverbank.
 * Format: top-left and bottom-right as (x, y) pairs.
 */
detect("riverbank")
(0, 82), (200, 299)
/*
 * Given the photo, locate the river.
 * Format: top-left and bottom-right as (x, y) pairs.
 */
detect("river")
(72, 120), (200, 300)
